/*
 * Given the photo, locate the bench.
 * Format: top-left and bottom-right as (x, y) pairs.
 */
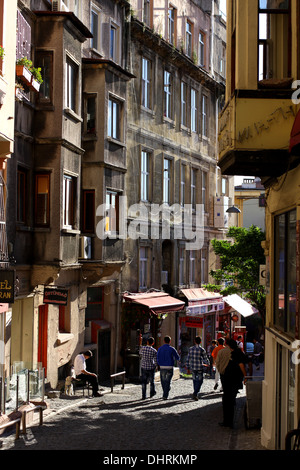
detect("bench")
(19, 402), (44, 434)
(285, 421), (300, 450)
(0, 411), (22, 440)
(110, 371), (126, 393)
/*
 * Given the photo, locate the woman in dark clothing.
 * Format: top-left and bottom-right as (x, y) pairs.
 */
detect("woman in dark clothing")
(219, 338), (248, 428)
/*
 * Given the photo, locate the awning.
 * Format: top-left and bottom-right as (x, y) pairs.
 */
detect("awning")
(223, 294), (258, 318)
(123, 292), (185, 316)
(180, 288), (224, 317)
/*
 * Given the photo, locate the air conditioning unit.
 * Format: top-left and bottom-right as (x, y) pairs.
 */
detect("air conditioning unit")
(52, 0), (69, 12)
(214, 196), (229, 228)
(161, 271), (168, 284)
(79, 236), (92, 259)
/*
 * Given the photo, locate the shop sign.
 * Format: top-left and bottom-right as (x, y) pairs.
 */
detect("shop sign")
(185, 316), (203, 328)
(0, 270), (15, 303)
(186, 301), (224, 316)
(43, 287), (68, 306)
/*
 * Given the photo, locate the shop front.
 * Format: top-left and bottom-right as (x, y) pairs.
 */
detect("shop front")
(122, 291), (185, 379)
(178, 289), (225, 366)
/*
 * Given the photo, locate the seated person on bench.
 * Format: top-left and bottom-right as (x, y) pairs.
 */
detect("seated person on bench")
(74, 350), (102, 397)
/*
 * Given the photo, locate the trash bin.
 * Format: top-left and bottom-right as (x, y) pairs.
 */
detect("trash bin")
(124, 352), (140, 380)
(244, 377), (263, 429)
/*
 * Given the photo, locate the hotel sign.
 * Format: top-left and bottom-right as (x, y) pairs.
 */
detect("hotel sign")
(0, 270), (15, 303)
(43, 287), (68, 306)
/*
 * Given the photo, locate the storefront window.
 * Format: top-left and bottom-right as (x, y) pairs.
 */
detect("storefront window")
(274, 209), (296, 335)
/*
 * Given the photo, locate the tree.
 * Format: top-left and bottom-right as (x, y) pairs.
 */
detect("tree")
(205, 225), (266, 322)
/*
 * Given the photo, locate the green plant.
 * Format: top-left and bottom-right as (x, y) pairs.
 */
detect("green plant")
(31, 66), (43, 84)
(0, 46), (4, 59)
(16, 57), (43, 83)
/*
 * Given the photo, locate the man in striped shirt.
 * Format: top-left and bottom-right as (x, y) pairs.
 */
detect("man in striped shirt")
(140, 337), (157, 400)
(187, 336), (209, 400)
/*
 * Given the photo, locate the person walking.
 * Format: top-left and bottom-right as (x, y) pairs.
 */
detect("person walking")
(186, 336), (209, 400)
(74, 350), (102, 397)
(216, 338), (247, 428)
(211, 337), (225, 391)
(253, 338), (263, 369)
(140, 337), (157, 400)
(157, 336), (180, 400)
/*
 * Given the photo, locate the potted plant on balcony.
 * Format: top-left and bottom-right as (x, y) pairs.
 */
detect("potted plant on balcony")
(16, 57), (43, 92)
(16, 57), (33, 88)
(30, 66), (43, 91)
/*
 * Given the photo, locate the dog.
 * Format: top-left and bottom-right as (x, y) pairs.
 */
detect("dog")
(64, 366), (76, 396)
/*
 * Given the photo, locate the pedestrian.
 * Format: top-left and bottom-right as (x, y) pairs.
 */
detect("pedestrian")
(74, 350), (102, 397)
(140, 337), (157, 400)
(186, 336), (209, 400)
(208, 340), (217, 377)
(236, 335), (244, 350)
(253, 338), (263, 369)
(216, 338), (247, 428)
(157, 335), (180, 400)
(211, 337), (225, 391)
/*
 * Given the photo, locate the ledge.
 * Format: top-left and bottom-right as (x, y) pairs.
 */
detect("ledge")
(57, 332), (74, 345)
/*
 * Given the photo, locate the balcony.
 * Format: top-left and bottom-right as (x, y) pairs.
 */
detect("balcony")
(218, 89), (300, 180)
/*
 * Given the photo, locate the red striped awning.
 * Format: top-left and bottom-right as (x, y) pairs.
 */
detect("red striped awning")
(123, 292), (185, 315)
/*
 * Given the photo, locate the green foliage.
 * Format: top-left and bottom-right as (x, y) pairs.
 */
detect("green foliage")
(16, 57), (43, 83)
(206, 225), (266, 320)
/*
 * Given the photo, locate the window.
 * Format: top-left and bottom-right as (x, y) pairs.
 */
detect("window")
(191, 88), (197, 133)
(108, 97), (121, 140)
(141, 151), (150, 202)
(63, 175), (76, 229)
(84, 94), (96, 135)
(17, 168), (28, 224)
(191, 168), (197, 210)
(35, 173), (50, 227)
(199, 32), (205, 67)
(91, 5), (101, 51)
(142, 57), (151, 109)
(274, 209), (296, 335)
(86, 287), (104, 323)
(220, 44), (226, 76)
(110, 23), (119, 62)
(221, 177), (227, 195)
(201, 248), (208, 284)
(168, 6), (176, 45)
(82, 190), (95, 233)
(202, 172), (207, 208)
(189, 250), (196, 284)
(105, 190), (119, 233)
(202, 95), (208, 137)
(164, 70), (172, 119)
(143, 0), (152, 26)
(65, 57), (78, 112)
(181, 81), (187, 127)
(258, 0), (290, 81)
(186, 20), (193, 57)
(139, 246), (149, 290)
(180, 164), (186, 207)
(179, 246), (185, 285)
(36, 51), (53, 103)
(59, 305), (70, 334)
(163, 158), (171, 205)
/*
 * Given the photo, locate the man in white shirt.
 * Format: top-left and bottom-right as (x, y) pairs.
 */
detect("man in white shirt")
(74, 350), (102, 397)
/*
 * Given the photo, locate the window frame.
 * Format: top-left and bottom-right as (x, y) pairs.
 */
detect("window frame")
(107, 95), (122, 141)
(139, 246), (149, 290)
(168, 5), (177, 45)
(141, 150), (151, 202)
(141, 57), (152, 110)
(163, 69), (173, 120)
(181, 81), (187, 127)
(199, 31), (205, 67)
(65, 56), (79, 113)
(163, 158), (172, 205)
(35, 173), (51, 227)
(105, 189), (120, 235)
(191, 88), (198, 133)
(186, 20), (193, 58)
(63, 174), (76, 229)
(91, 4), (101, 52)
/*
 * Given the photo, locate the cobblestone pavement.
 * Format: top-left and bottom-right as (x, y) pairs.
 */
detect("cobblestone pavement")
(0, 374), (266, 453)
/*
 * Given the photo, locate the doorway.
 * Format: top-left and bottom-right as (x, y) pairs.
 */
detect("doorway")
(97, 329), (111, 382)
(38, 305), (48, 377)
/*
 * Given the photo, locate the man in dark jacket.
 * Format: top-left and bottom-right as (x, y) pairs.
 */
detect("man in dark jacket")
(157, 336), (180, 399)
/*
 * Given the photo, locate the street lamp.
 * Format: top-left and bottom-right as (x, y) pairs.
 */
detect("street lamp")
(226, 205), (241, 214)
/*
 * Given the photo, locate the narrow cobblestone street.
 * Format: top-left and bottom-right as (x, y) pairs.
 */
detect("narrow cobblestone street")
(0, 375), (265, 453)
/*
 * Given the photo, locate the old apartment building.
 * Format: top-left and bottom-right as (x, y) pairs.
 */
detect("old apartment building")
(0, 0), (230, 396)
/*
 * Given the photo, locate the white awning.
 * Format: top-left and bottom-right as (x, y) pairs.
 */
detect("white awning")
(223, 294), (258, 318)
